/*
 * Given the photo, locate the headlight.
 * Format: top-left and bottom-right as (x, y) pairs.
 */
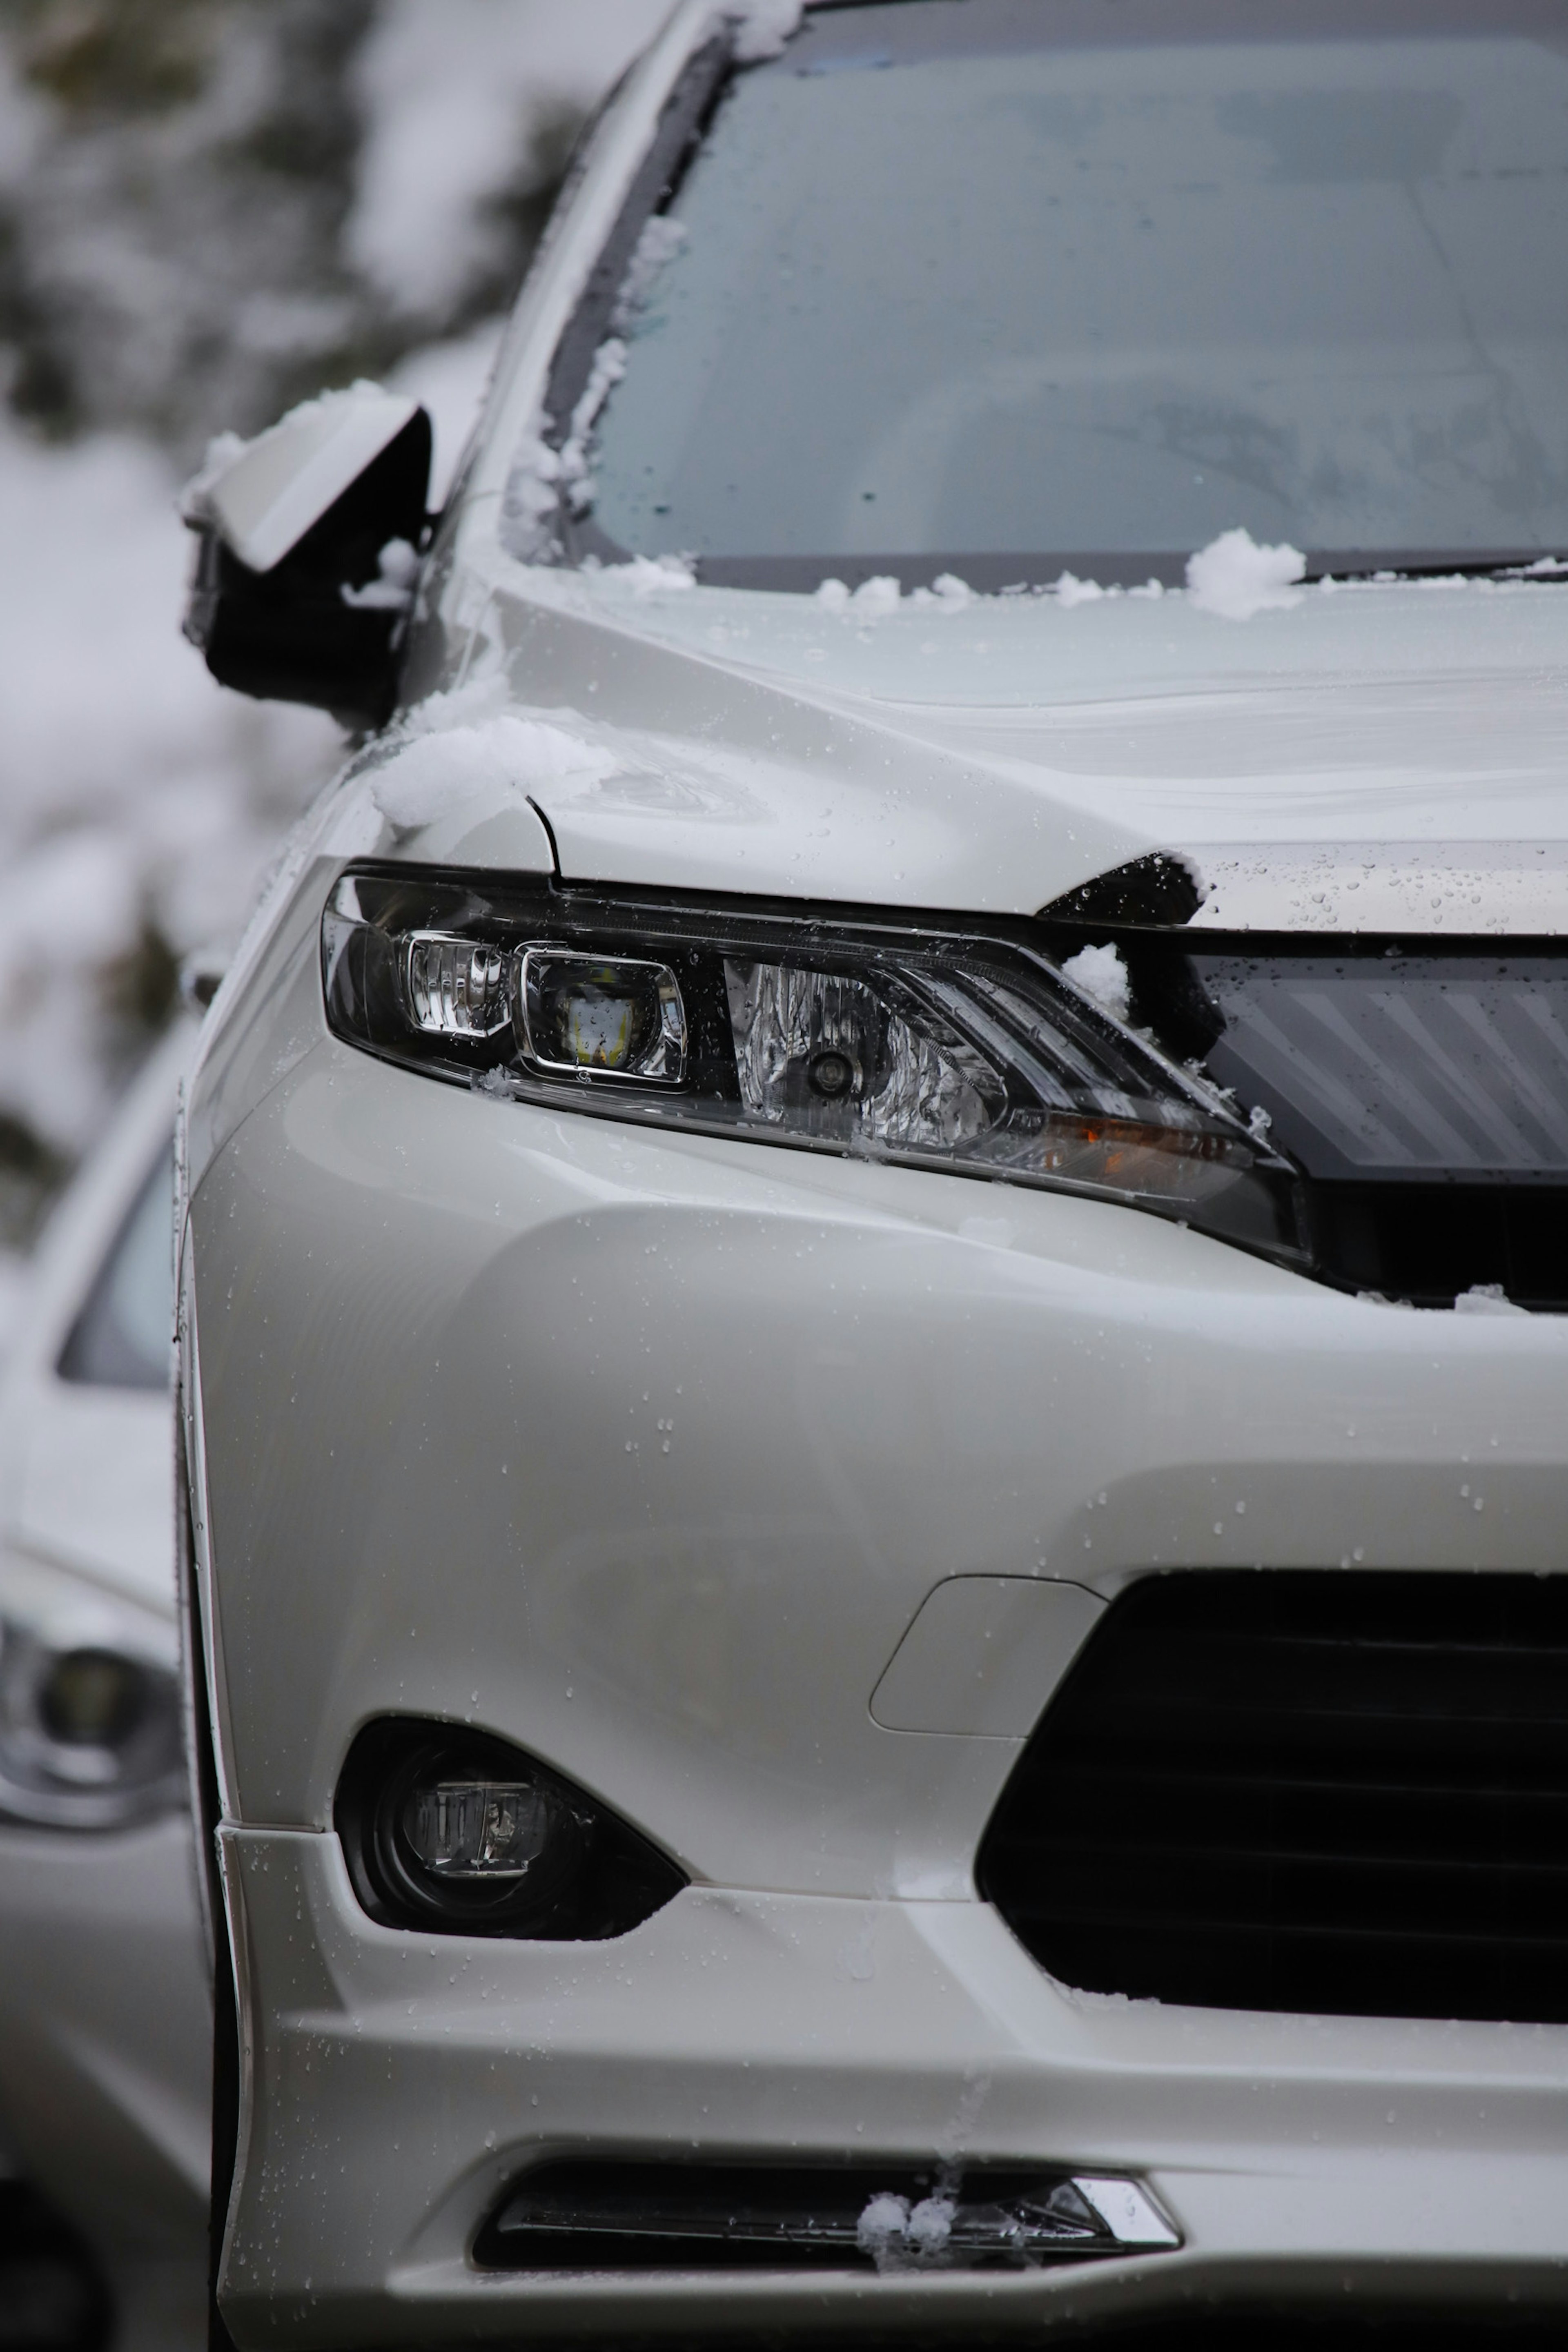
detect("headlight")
(0, 1620), (184, 1831)
(322, 867), (1307, 1267)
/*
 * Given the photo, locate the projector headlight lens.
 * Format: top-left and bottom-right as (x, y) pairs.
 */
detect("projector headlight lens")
(519, 948), (687, 1080)
(323, 867), (1306, 1267)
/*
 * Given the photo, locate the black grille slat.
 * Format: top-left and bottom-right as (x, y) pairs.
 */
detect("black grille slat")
(1008, 1906), (1568, 1960)
(978, 1571), (1568, 2023)
(1004, 1863), (1568, 1923)
(1011, 1779), (1568, 1855)
(1012, 1835), (1568, 1887)
(1079, 1637), (1568, 1719)
(1018, 1763), (1568, 1808)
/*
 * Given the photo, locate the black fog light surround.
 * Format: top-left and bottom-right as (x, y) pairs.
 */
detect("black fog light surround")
(335, 1720), (686, 1938)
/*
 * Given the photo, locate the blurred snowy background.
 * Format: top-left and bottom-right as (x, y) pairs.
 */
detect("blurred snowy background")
(0, 0), (670, 1322)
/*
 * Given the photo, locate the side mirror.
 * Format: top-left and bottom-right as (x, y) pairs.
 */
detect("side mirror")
(182, 384), (433, 729)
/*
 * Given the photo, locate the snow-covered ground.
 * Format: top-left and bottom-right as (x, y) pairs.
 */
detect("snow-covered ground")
(0, 0), (667, 1291)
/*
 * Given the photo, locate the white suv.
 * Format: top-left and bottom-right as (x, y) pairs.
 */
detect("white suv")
(180, 3), (1568, 2342)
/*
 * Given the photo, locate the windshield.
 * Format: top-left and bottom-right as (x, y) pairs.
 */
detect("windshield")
(563, 0), (1568, 588)
(57, 1143), (174, 1392)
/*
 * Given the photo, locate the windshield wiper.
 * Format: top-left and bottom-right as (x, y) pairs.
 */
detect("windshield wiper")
(1305, 552), (1568, 584)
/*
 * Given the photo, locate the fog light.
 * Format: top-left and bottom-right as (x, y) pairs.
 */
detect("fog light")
(519, 950), (686, 1081)
(404, 1779), (553, 1880)
(336, 1720), (687, 1939)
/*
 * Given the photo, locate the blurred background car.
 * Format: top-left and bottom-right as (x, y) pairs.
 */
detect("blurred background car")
(0, 1020), (204, 2352)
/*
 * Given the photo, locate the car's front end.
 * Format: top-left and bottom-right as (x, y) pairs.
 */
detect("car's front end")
(183, 1), (1568, 2339)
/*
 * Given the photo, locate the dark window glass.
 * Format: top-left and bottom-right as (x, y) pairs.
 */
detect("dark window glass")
(57, 1144), (174, 1392)
(582, 0), (1568, 582)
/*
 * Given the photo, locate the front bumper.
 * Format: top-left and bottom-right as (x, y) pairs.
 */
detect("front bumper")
(222, 1823), (1568, 2343)
(187, 1040), (1568, 2336)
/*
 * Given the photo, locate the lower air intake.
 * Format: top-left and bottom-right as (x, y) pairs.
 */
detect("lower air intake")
(978, 1570), (1568, 2025)
(475, 2162), (1178, 2272)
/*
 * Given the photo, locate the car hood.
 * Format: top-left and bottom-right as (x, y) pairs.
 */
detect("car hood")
(390, 559), (1568, 933)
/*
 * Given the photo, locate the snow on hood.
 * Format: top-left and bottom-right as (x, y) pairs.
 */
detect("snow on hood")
(369, 686), (621, 828)
(406, 555), (1568, 929)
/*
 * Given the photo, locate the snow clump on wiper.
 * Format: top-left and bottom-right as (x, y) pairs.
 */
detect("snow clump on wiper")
(1186, 526), (1307, 620)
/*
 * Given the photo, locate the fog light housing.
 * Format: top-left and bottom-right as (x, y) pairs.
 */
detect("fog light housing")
(335, 1720), (687, 1939)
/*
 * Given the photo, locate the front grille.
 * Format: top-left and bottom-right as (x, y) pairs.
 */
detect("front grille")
(1312, 1181), (1568, 1307)
(978, 1571), (1568, 2024)
(1049, 931), (1568, 1306)
(1191, 953), (1568, 1186)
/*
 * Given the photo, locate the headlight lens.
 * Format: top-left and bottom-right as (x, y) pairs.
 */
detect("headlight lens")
(0, 1621), (184, 1831)
(519, 948), (688, 1080)
(323, 868), (1306, 1267)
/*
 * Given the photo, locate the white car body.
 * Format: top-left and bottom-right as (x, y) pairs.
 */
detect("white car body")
(182, 4), (1568, 2343)
(0, 1025), (208, 2352)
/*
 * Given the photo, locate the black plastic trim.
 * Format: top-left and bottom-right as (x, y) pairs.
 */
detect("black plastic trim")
(184, 409), (431, 727)
(474, 2158), (1129, 2274)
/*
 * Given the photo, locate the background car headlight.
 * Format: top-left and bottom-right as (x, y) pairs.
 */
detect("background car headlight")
(0, 1619), (184, 1832)
(322, 866), (1307, 1266)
